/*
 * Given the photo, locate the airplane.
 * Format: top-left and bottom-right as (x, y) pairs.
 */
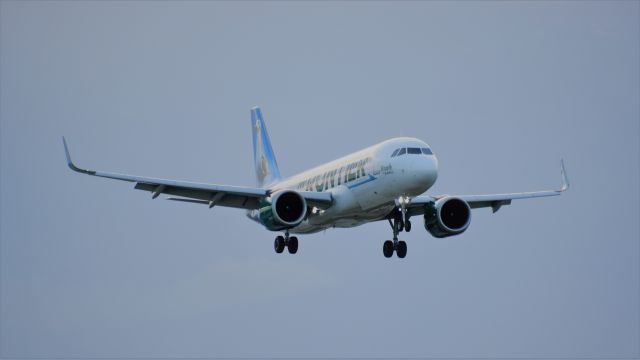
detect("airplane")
(63, 106), (569, 258)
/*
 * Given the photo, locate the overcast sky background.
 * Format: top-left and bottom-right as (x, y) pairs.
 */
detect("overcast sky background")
(1, 1), (639, 358)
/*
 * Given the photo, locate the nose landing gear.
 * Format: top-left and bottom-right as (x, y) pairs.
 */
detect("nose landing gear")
(274, 230), (298, 255)
(383, 215), (408, 259)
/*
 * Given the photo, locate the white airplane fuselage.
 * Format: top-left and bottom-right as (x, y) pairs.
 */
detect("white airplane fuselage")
(250, 137), (438, 234)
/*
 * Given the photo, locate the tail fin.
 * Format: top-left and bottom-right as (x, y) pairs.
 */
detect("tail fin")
(251, 107), (281, 186)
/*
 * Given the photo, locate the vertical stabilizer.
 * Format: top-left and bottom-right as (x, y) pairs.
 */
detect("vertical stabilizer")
(251, 107), (281, 187)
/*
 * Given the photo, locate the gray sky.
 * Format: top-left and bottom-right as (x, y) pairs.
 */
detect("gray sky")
(1, 1), (638, 358)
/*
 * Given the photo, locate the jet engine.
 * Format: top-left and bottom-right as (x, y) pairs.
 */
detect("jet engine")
(424, 197), (471, 238)
(259, 190), (308, 230)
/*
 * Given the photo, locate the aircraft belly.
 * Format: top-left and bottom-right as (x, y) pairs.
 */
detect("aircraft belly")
(330, 202), (395, 228)
(290, 222), (328, 234)
(298, 202), (395, 232)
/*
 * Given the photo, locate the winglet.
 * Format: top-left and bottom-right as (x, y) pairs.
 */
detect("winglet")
(560, 159), (569, 192)
(62, 137), (96, 175)
(62, 136), (73, 168)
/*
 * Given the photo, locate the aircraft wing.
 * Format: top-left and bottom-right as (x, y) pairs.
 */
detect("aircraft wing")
(63, 137), (332, 210)
(406, 160), (569, 216)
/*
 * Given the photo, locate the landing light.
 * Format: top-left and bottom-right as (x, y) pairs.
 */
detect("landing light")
(398, 196), (410, 205)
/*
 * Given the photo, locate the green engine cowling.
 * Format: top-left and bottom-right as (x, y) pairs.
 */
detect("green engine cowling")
(423, 197), (472, 238)
(258, 190), (308, 231)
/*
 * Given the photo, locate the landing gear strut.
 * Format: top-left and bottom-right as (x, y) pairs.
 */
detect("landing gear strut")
(274, 230), (298, 255)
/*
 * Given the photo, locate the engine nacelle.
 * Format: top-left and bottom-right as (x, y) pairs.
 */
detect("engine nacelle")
(259, 190), (308, 230)
(424, 196), (471, 238)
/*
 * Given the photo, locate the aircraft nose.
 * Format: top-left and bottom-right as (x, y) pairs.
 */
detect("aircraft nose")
(414, 155), (438, 188)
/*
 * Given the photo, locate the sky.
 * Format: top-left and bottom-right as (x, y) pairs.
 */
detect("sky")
(1, 1), (639, 358)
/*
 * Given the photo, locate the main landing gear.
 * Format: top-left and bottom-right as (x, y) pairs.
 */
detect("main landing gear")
(383, 204), (411, 259)
(274, 230), (298, 255)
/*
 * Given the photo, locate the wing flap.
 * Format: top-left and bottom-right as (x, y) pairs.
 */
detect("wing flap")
(134, 183), (261, 209)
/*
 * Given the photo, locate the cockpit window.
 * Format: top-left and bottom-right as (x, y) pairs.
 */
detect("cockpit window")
(392, 147), (433, 157)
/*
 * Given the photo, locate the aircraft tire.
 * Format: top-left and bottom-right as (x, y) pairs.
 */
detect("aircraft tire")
(397, 241), (407, 258)
(288, 236), (298, 254)
(274, 236), (285, 253)
(405, 220), (412, 232)
(383, 240), (394, 258)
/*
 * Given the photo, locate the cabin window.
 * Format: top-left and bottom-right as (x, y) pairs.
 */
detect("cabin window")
(391, 149), (400, 157)
(407, 147), (422, 154)
(397, 148), (406, 156)
(421, 147), (433, 155)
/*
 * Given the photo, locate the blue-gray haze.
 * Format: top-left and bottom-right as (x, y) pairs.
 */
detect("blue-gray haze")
(1, 1), (638, 358)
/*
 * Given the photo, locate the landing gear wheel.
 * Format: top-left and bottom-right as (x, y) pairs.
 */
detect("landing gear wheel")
(274, 236), (285, 254)
(396, 241), (407, 258)
(383, 240), (394, 258)
(405, 220), (412, 232)
(288, 236), (298, 254)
